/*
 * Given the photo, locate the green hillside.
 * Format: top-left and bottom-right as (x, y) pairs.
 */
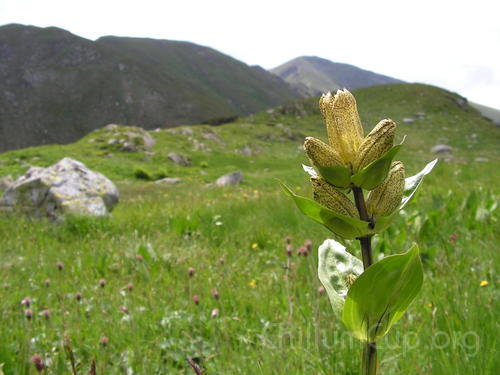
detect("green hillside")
(0, 24), (299, 152)
(0, 84), (498, 374)
(1, 84), (497, 186)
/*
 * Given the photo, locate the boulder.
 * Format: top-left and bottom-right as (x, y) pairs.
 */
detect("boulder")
(202, 131), (223, 144)
(0, 176), (14, 191)
(168, 153), (191, 166)
(431, 144), (453, 154)
(0, 158), (119, 219)
(215, 171), (243, 186)
(155, 177), (182, 185)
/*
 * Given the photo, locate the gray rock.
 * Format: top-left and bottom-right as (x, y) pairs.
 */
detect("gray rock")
(202, 131), (223, 144)
(121, 142), (136, 152)
(475, 157), (489, 163)
(155, 177), (181, 185)
(179, 127), (194, 136)
(415, 112), (426, 119)
(0, 175), (13, 190)
(403, 117), (415, 123)
(168, 153), (191, 166)
(215, 171), (243, 186)
(431, 144), (453, 154)
(236, 145), (253, 156)
(0, 158), (119, 219)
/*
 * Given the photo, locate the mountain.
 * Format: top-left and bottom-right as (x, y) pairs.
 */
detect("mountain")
(0, 24), (300, 152)
(271, 56), (404, 95)
(470, 102), (500, 126)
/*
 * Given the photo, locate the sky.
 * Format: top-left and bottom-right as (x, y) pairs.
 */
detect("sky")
(1, 0), (499, 109)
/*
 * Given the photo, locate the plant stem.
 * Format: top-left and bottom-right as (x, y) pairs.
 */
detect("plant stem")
(362, 342), (378, 375)
(352, 187), (374, 269)
(352, 186), (378, 374)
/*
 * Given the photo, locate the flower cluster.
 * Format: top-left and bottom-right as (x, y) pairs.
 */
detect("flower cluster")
(305, 89), (404, 221)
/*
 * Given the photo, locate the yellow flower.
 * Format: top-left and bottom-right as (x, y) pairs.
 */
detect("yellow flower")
(311, 177), (359, 218)
(480, 280), (489, 287)
(318, 89), (397, 172)
(319, 90), (364, 165)
(366, 161), (405, 217)
(353, 119), (396, 171)
(304, 137), (345, 168)
(248, 280), (257, 287)
(251, 243), (258, 249)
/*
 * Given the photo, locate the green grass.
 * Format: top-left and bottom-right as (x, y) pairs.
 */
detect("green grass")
(0, 84), (499, 374)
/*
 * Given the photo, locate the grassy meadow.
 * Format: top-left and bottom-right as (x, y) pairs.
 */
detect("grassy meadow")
(0, 84), (498, 374)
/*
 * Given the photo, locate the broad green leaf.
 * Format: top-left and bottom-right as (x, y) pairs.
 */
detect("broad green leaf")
(318, 239), (363, 316)
(342, 244), (423, 342)
(303, 165), (350, 192)
(351, 140), (404, 190)
(317, 164), (352, 188)
(279, 182), (370, 239)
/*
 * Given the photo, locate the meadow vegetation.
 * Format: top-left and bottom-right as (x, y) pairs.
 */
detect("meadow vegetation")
(0, 84), (498, 374)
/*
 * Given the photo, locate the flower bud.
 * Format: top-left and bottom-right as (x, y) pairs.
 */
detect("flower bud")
(366, 161), (405, 217)
(311, 177), (359, 218)
(319, 90), (364, 164)
(304, 137), (345, 168)
(353, 119), (396, 171)
(345, 273), (357, 288)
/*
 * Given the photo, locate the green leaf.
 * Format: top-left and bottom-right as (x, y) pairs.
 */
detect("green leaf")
(351, 141), (403, 190)
(316, 164), (352, 188)
(342, 244), (424, 342)
(279, 181), (370, 239)
(318, 239), (363, 316)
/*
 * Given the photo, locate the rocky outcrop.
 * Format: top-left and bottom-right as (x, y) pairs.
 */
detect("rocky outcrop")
(94, 124), (155, 152)
(0, 158), (119, 219)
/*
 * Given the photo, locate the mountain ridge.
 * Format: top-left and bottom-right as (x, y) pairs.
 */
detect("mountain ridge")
(271, 55), (404, 95)
(0, 24), (301, 152)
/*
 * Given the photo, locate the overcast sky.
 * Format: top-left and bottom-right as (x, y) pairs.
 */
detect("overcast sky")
(1, 0), (499, 109)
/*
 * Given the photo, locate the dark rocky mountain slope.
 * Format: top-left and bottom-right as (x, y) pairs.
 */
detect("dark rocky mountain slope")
(0, 24), (300, 152)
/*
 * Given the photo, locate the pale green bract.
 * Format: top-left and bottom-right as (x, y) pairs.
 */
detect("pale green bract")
(317, 239), (363, 316)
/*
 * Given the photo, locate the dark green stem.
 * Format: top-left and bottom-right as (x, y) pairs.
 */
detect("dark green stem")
(352, 186), (377, 374)
(362, 342), (378, 375)
(352, 187), (374, 269)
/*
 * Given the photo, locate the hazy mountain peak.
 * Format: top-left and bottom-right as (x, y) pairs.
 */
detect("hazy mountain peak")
(271, 56), (403, 96)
